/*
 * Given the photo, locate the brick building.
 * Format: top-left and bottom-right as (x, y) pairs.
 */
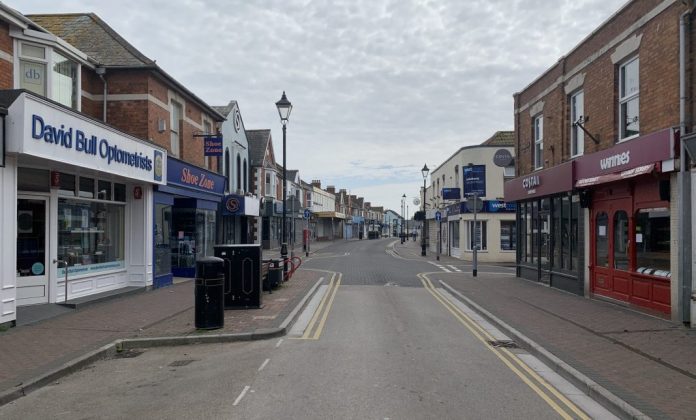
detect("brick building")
(505, 0), (693, 322)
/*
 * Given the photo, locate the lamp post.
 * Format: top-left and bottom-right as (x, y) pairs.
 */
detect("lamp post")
(421, 164), (429, 256)
(275, 91), (292, 276)
(401, 194), (406, 243)
(467, 162), (479, 277)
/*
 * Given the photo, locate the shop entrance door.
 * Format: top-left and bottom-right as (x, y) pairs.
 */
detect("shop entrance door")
(591, 198), (632, 301)
(16, 196), (49, 305)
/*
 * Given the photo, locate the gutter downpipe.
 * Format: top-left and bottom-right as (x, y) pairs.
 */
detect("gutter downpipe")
(679, 9), (692, 325)
(96, 67), (107, 123)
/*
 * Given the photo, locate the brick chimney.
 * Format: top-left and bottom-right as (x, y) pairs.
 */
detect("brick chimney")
(311, 179), (321, 188)
(326, 185), (336, 194)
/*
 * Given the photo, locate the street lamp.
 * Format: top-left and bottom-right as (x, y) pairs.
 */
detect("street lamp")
(276, 91), (292, 276)
(401, 193), (406, 244)
(421, 164), (429, 256)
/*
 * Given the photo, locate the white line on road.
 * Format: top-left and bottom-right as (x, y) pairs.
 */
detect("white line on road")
(448, 265), (462, 272)
(233, 385), (250, 406)
(258, 358), (270, 371)
(275, 338), (284, 348)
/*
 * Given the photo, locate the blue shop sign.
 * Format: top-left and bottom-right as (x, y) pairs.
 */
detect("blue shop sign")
(460, 200), (516, 213)
(442, 188), (461, 200)
(204, 136), (223, 156)
(463, 165), (486, 197)
(167, 157), (225, 195)
(222, 194), (245, 215)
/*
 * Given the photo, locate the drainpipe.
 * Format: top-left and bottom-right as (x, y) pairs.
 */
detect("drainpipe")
(678, 9), (692, 324)
(95, 67), (107, 122)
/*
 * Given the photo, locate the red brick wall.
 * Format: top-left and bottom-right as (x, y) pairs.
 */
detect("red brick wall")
(0, 21), (13, 89)
(515, 0), (685, 178)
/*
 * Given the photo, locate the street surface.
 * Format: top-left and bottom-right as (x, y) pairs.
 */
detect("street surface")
(0, 238), (616, 419)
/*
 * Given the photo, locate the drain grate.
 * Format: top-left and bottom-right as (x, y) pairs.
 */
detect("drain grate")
(114, 349), (143, 359)
(487, 340), (519, 349)
(169, 359), (196, 367)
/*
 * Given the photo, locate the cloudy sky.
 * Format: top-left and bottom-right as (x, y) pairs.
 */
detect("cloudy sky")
(16, 0), (626, 213)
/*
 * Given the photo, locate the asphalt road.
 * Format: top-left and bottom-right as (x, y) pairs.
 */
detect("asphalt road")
(0, 238), (615, 419)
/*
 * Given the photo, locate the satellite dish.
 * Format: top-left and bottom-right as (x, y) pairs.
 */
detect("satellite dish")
(413, 198), (421, 206)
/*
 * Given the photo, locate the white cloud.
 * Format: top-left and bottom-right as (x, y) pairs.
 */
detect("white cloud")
(16, 0), (626, 212)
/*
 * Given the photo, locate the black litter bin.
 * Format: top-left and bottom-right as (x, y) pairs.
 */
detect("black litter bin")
(267, 259), (283, 289)
(195, 256), (225, 330)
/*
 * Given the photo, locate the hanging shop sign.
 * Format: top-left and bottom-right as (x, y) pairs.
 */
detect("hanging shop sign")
(7, 93), (166, 184)
(463, 165), (486, 197)
(203, 135), (223, 156)
(167, 157), (225, 195)
(442, 188), (461, 200)
(221, 194), (260, 216)
(493, 149), (514, 167)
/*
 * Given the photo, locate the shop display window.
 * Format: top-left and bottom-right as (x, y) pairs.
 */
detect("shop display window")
(613, 211), (629, 270)
(500, 220), (516, 251)
(635, 208), (670, 277)
(57, 198), (125, 278)
(450, 220), (460, 249)
(596, 212), (609, 267)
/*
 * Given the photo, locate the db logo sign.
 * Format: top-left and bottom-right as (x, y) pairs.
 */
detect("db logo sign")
(226, 197), (240, 213)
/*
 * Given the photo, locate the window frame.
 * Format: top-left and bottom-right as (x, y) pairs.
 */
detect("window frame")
(170, 100), (183, 157)
(618, 56), (640, 141)
(533, 114), (543, 170)
(467, 220), (487, 251)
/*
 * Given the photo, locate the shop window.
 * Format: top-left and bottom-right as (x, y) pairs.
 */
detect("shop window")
(539, 198), (550, 265)
(78, 177), (95, 199)
(570, 90), (584, 157)
(596, 212), (609, 267)
(533, 115), (543, 169)
(552, 196), (562, 270)
(57, 198), (125, 279)
(450, 221), (460, 249)
(530, 201), (538, 264)
(97, 180), (112, 201)
(58, 173), (76, 196)
(635, 208), (670, 277)
(467, 220), (486, 251)
(619, 57), (639, 140)
(114, 183), (126, 202)
(500, 220), (516, 251)
(570, 199), (579, 270)
(154, 203), (172, 277)
(613, 211), (629, 270)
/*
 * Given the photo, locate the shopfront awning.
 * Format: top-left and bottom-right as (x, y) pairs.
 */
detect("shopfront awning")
(575, 163), (655, 188)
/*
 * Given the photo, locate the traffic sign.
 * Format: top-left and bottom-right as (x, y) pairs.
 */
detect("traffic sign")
(304, 209), (311, 219)
(466, 197), (484, 212)
(435, 211), (442, 221)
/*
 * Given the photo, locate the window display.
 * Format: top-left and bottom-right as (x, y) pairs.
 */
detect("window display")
(57, 198), (125, 278)
(635, 208), (670, 277)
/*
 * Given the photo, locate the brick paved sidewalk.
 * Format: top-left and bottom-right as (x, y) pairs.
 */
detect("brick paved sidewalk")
(431, 266), (696, 418)
(0, 268), (323, 401)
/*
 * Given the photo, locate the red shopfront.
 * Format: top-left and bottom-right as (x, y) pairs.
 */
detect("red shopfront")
(576, 129), (677, 315)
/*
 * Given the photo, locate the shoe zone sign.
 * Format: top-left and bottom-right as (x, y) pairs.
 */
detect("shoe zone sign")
(8, 94), (167, 184)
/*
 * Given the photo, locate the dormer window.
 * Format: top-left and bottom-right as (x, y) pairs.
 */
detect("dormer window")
(18, 42), (78, 110)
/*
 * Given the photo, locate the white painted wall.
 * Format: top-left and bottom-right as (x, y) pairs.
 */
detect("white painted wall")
(0, 157), (18, 324)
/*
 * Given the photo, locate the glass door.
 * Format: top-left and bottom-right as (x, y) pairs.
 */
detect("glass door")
(16, 196), (49, 305)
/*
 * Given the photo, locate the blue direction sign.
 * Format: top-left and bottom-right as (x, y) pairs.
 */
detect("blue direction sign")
(304, 208), (311, 219)
(435, 211), (442, 221)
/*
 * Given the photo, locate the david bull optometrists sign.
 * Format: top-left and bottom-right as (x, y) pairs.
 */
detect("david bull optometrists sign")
(8, 94), (166, 184)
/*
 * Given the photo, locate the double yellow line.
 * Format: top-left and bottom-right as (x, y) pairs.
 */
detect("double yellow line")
(298, 272), (342, 340)
(418, 273), (590, 420)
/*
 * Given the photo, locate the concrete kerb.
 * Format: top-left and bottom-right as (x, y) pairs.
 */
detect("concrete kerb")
(0, 274), (326, 408)
(0, 341), (118, 407)
(439, 280), (650, 420)
(116, 274), (325, 350)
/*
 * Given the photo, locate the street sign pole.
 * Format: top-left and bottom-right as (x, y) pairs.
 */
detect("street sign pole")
(473, 191), (478, 277)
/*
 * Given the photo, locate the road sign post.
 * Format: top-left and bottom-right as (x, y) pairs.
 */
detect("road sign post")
(435, 211), (442, 261)
(304, 209), (311, 257)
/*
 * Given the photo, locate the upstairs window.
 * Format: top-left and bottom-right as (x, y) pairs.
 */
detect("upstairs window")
(570, 90), (584, 157)
(203, 120), (212, 169)
(619, 57), (639, 140)
(533, 115), (543, 170)
(19, 43), (78, 109)
(170, 101), (183, 157)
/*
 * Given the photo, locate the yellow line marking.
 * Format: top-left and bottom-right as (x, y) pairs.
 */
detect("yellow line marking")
(301, 274), (335, 339)
(312, 273), (342, 340)
(419, 273), (589, 420)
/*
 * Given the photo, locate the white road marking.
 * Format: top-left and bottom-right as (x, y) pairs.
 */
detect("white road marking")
(289, 283), (330, 336)
(233, 385), (250, 406)
(258, 358), (270, 371)
(448, 265), (462, 272)
(275, 338), (284, 348)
